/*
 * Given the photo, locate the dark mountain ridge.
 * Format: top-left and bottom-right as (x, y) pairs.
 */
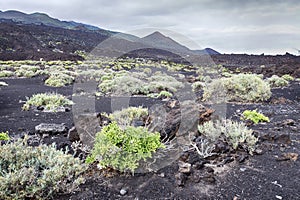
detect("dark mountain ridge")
(0, 10), (221, 61)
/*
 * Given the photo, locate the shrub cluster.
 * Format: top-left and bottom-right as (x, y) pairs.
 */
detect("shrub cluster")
(22, 92), (73, 111)
(0, 137), (86, 199)
(198, 119), (258, 154)
(86, 122), (164, 173)
(266, 75), (289, 88)
(98, 71), (183, 96)
(242, 110), (270, 124)
(108, 106), (148, 127)
(203, 73), (271, 102)
(0, 70), (14, 78)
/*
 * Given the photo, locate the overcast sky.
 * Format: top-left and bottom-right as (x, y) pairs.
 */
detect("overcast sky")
(1, 0), (299, 55)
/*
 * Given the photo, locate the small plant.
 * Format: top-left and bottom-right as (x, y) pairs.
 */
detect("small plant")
(108, 106), (148, 127)
(22, 92), (73, 111)
(242, 110), (270, 124)
(45, 72), (74, 87)
(198, 119), (258, 154)
(86, 122), (164, 174)
(157, 90), (173, 98)
(282, 74), (294, 81)
(203, 74), (271, 103)
(15, 65), (40, 78)
(0, 131), (10, 141)
(0, 70), (14, 77)
(192, 81), (205, 92)
(0, 136), (86, 199)
(266, 75), (289, 88)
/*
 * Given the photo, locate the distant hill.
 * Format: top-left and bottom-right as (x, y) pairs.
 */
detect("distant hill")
(0, 10), (221, 60)
(193, 48), (220, 55)
(140, 31), (191, 55)
(0, 10), (101, 31)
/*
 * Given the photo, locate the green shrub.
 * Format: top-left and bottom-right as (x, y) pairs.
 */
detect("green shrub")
(266, 75), (289, 88)
(0, 70), (14, 77)
(0, 131), (10, 141)
(198, 120), (258, 154)
(203, 74), (271, 102)
(282, 74), (294, 81)
(98, 71), (183, 96)
(22, 92), (73, 111)
(242, 110), (270, 124)
(86, 122), (164, 173)
(157, 90), (173, 98)
(45, 72), (74, 87)
(192, 81), (205, 92)
(109, 106), (148, 127)
(15, 65), (40, 78)
(0, 136), (86, 199)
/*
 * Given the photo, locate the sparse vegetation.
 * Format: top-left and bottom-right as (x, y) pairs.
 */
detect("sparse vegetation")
(0, 136), (86, 200)
(0, 70), (14, 77)
(86, 122), (164, 174)
(22, 92), (73, 111)
(45, 72), (75, 87)
(15, 65), (40, 78)
(198, 119), (258, 154)
(203, 73), (271, 102)
(266, 75), (289, 88)
(0, 131), (10, 141)
(242, 110), (270, 124)
(108, 106), (148, 127)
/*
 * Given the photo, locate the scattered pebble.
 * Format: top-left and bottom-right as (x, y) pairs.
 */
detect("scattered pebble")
(178, 161), (191, 174)
(240, 168), (247, 172)
(120, 188), (127, 196)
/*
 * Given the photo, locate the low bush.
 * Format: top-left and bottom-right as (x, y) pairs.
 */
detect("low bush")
(282, 74), (294, 81)
(203, 74), (271, 102)
(45, 72), (75, 87)
(0, 131), (10, 141)
(98, 71), (183, 96)
(108, 106), (148, 127)
(266, 75), (289, 88)
(86, 122), (164, 174)
(22, 92), (73, 111)
(0, 136), (86, 199)
(0, 70), (14, 78)
(242, 110), (270, 124)
(15, 65), (40, 78)
(198, 119), (258, 154)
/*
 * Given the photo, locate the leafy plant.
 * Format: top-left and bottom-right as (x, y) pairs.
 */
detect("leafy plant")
(86, 122), (164, 173)
(282, 74), (294, 81)
(0, 131), (10, 141)
(108, 106), (148, 127)
(242, 110), (270, 124)
(22, 92), (73, 111)
(203, 74), (271, 103)
(15, 65), (40, 78)
(266, 75), (289, 88)
(198, 119), (258, 154)
(0, 70), (14, 77)
(45, 72), (74, 87)
(0, 136), (86, 199)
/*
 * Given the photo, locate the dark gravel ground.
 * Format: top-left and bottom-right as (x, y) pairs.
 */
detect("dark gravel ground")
(0, 76), (299, 200)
